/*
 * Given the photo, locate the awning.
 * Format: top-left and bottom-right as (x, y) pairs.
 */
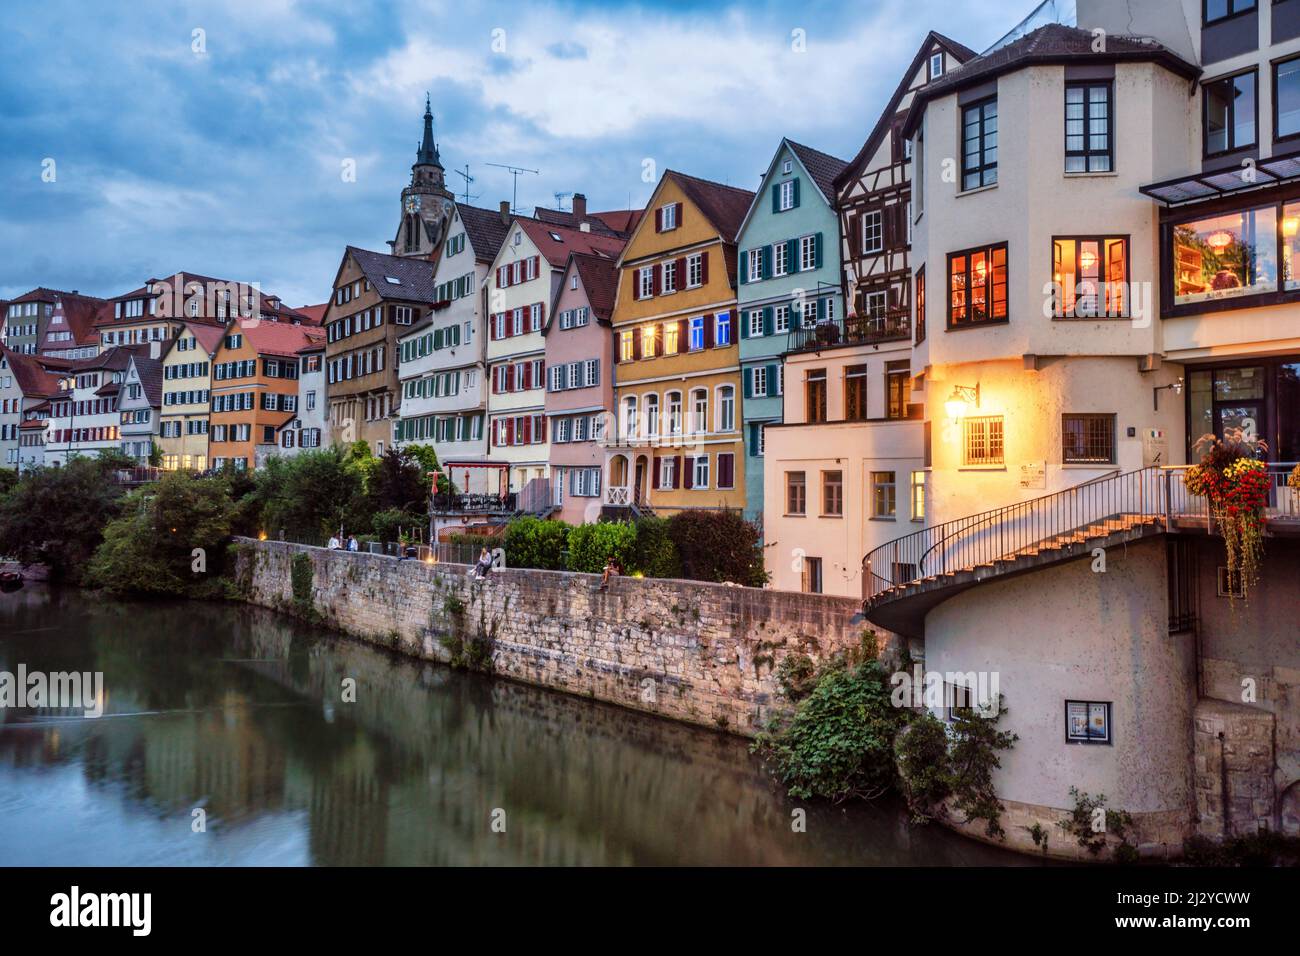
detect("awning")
(1140, 153), (1300, 206)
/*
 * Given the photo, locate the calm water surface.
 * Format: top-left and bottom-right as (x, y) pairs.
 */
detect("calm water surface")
(0, 587), (1035, 866)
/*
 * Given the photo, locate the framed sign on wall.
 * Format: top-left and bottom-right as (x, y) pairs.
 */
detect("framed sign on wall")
(1065, 699), (1111, 744)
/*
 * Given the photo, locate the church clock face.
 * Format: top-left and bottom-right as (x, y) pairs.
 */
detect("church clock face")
(404, 194), (421, 214)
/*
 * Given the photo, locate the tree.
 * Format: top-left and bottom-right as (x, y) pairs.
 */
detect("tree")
(666, 510), (767, 585)
(248, 448), (367, 541)
(89, 472), (234, 596)
(0, 459), (127, 582)
(367, 448), (429, 516)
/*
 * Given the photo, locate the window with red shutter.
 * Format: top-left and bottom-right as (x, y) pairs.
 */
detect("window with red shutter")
(683, 457), (694, 489)
(654, 208), (663, 232)
(522, 363), (532, 389)
(718, 452), (734, 488)
(653, 266), (662, 296)
(699, 250), (709, 284)
(672, 455), (682, 489)
(521, 416), (531, 443)
(651, 457), (661, 489)
(703, 314), (715, 349)
(673, 202), (683, 226)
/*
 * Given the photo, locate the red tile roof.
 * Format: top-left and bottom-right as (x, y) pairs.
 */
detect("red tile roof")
(236, 319), (325, 358)
(664, 171), (755, 243)
(515, 218), (626, 269)
(569, 253), (619, 322)
(1, 346), (62, 399)
(295, 303), (329, 326)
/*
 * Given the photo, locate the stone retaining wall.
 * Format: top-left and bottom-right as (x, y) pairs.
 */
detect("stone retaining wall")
(234, 538), (885, 736)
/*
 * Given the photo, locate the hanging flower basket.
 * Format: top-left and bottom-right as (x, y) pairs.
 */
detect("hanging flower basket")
(1183, 434), (1271, 603)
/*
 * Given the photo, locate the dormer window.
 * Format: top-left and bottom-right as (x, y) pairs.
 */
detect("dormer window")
(929, 53), (943, 79)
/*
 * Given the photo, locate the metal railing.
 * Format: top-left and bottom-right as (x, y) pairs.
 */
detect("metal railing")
(863, 462), (1299, 603)
(430, 491), (515, 514)
(787, 308), (911, 353)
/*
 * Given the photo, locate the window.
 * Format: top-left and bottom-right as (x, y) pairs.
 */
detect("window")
(963, 416), (1005, 466)
(718, 385), (735, 432)
(692, 455), (710, 489)
(661, 203), (677, 230)
(1204, 70), (1256, 156)
(1216, 565), (1246, 598)
(1171, 205), (1277, 305)
(822, 470), (843, 517)
(845, 365), (867, 421)
(778, 179), (796, 211)
(619, 330), (635, 362)
(1203, 0), (1255, 27)
(1052, 237), (1128, 317)
(786, 471), (806, 515)
(774, 304), (791, 333)
(691, 388), (708, 433)
(801, 557), (823, 594)
(686, 254), (704, 288)
(915, 266), (926, 344)
(929, 53), (943, 79)
(747, 248), (763, 282)
(662, 321), (678, 354)
(1062, 413), (1116, 464)
(641, 324), (657, 358)
(752, 365), (768, 397)
(772, 241), (789, 276)
(1065, 700), (1112, 744)
(910, 471), (926, 520)
(961, 97), (998, 190)
(659, 456), (677, 488)
(717, 452), (735, 489)
(748, 310), (765, 338)
(886, 361), (910, 420)
(666, 392), (682, 435)
(715, 311), (731, 346)
(689, 316), (705, 351)
(1065, 82), (1112, 173)
(805, 368), (827, 424)
(623, 395), (639, 439)
(871, 471), (896, 518)
(862, 210), (883, 254)
(1276, 56), (1300, 142)
(948, 243), (1008, 326)
(645, 394), (660, 436)
(638, 267), (654, 299)
(798, 235), (818, 271)
(662, 260), (677, 294)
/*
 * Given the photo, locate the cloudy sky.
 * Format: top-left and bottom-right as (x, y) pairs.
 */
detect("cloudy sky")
(1, 0), (1023, 307)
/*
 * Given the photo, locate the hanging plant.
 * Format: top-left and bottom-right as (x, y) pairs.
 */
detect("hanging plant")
(1183, 433), (1271, 602)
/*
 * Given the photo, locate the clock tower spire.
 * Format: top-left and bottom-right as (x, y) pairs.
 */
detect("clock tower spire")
(392, 93), (455, 259)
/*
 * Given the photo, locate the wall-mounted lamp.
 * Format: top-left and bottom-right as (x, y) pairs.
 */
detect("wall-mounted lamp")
(944, 384), (980, 420)
(1153, 377), (1184, 411)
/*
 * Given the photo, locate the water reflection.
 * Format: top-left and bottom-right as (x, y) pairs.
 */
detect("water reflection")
(0, 588), (1035, 866)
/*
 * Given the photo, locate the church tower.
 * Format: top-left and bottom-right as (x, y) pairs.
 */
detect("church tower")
(391, 95), (455, 259)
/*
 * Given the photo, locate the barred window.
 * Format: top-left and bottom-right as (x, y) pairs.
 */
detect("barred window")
(1062, 413), (1116, 464)
(963, 416), (1004, 466)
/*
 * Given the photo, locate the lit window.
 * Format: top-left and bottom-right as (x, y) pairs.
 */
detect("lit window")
(1052, 237), (1128, 317)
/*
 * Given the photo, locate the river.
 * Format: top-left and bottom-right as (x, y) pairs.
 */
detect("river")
(0, 587), (1036, 866)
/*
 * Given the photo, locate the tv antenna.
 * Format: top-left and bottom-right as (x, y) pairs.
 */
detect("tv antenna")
(553, 191), (573, 212)
(452, 164), (480, 204)
(486, 162), (539, 214)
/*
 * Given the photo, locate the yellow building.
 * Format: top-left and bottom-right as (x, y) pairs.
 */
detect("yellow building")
(159, 323), (224, 470)
(606, 171), (753, 515)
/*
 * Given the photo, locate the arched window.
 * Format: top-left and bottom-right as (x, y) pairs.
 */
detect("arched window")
(718, 385), (735, 432)
(623, 395), (639, 439)
(691, 388), (708, 434)
(645, 393), (660, 437)
(666, 391), (682, 436)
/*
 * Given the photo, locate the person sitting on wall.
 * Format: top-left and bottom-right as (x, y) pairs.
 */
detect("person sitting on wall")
(474, 547), (493, 580)
(599, 558), (620, 592)
(327, 535), (341, 550)
(348, 535), (359, 552)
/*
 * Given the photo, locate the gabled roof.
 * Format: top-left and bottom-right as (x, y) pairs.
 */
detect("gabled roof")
(295, 303), (329, 325)
(834, 31), (978, 193)
(125, 354), (164, 407)
(533, 206), (643, 239)
(664, 170), (754, 242)
(6, 286), (83, 305)
(901, 24), (1199, 137)
(545, 252), (619, 333)
(514, 218), (627, 269)
(343, 245), (440, 303)
(234, 318), (325, 358)
(456, 202), (512, 262)
(0, 346), (61, 399)
(40, 294), (110, 351)
(735, 138), (850, 241)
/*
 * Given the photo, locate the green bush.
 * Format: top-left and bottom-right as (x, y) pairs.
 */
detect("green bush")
(628, 516), (681, 578)
(503, 516), (569, 570)
(372, 507), (425, 543)
(753, 657), (905, 802)
(666, 510), (766, 586)
(290, 552), (314, 611)
(566, 521), (637, 573)
(894, 714), (953, 822)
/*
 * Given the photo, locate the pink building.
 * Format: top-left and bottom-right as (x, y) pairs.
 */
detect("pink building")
(543, 251), (618, 524)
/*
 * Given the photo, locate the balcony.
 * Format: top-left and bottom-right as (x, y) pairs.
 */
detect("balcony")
(429, 491), (516, 515)
(786, 309), (910, 353)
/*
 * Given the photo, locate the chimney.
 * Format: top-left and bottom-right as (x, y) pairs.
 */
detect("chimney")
(572, 192), (587, 219)
(499, 200), (511, 225)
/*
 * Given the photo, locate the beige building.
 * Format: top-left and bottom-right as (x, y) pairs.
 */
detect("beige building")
(159, 323), (223, 470)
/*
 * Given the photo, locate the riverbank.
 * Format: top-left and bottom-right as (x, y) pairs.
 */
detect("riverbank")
(233, 537), (889, 737)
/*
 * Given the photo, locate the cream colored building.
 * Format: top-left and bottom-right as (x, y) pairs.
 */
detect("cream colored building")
(159, 323), (222, 470)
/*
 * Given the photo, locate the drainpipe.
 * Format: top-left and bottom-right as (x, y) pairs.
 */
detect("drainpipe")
(1218, 731), (1230, 841)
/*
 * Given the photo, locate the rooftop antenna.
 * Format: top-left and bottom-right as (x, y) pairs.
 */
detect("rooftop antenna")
(486, 162), (539, 214)
(452, 164), (480, 204)
(553, 191), (573, 212)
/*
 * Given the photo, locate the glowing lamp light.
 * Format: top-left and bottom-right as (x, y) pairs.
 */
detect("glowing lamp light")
(944, 384), (980, 420)
(1206, 230), (1234, 250)
(1285, 217), (1300, 238)
(1079, 249), (1098, 271)
(258, 531), (268, 541)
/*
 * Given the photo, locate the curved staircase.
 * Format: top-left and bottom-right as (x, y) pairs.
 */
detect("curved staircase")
(862, 467), (1172, 637)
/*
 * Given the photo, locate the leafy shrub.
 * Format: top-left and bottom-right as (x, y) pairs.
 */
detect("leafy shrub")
(290, 552), (314, 613)
(628, 516), (681, 578)
(774, 653), (817, 702)
(1058, 787), (1134, 857)
(753, 657), (904, 802)
(372, 507), (425, 543)
(566, 521), (636, 573)
(894, 714), (953, 822)
(503, 516), (570, 570)
(666, 510), (766, 586)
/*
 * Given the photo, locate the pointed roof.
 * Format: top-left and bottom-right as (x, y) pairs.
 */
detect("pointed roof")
(545, 252), (620, 334)
(532, 206), (643, 239)
(736, 138), (850, 241)
(294, 303), (329, 326)
(514, 218), (627, 269)
(124, 354), (164, 406)
(416, 94), (441, 168)
(456, 202), (512, 262)
(40, 292), (108, 351)
(665, 170), (754, 242)
(233, 317), (325, 359)
(834, 31), (978, 193)
(0, 346), (61, 399)
(343, 246), (440, 303)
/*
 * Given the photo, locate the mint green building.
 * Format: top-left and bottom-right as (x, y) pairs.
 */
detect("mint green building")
(734, 139), (847, 524)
